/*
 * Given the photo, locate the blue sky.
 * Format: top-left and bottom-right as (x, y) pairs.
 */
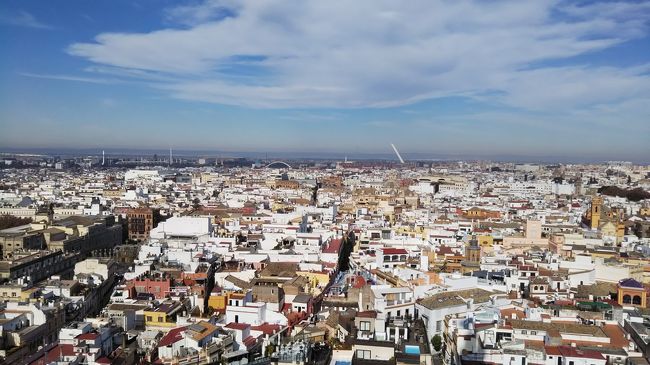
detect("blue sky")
(1, 0), (649, 161)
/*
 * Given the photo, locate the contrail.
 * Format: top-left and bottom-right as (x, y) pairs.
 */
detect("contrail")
(390, 143), (405, 164)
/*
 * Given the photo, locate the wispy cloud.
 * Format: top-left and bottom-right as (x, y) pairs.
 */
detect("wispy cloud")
(0, 10), (53, 29)
(19, 72), (119, 84)
(278, 111), (343, 122)
(101, 98), (117, 107)
(65, 1), (650, 112)
(163, 0), (239, 27)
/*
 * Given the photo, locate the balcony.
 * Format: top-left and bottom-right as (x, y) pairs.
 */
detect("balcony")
(386, 299), (413, 307)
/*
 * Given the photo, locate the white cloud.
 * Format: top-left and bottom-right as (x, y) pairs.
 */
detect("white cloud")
(66, 0), (650, 111)
(101, 98), (117, 107)
(0, 10), (53, 29)
(20, 72), (118, 84)
(163, 0), (240, 26)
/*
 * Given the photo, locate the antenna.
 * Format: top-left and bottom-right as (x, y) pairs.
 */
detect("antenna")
(102, 150), (105, 166)
(169, 147), (172, 167)
(390, 143), (405, 164)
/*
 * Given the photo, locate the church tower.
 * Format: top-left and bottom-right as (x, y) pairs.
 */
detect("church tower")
(466, 237), (481, 264)
(590, 196), (603, 230)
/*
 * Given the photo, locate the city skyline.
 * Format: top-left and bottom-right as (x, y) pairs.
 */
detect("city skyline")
(1, 0), (649, 160)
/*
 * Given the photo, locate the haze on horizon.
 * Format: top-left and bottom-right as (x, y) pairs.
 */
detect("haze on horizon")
(1, 0), (649, 162)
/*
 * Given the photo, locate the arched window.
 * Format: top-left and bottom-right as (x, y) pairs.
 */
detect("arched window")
(633, 295), (642, 305)
(623, 294), (632, 304)
(533, 286), (538, 291)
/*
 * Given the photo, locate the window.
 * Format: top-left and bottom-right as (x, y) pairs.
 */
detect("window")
(436, 320), (442, 332)
(530, 331), (536, 335)
(360, 321), (371, 331)
(235, 315), (239, 323)
(521, 330), (527, 334)
(146, 316), (152, 321)
(356, 350), (371, 359)
(569, 362), (574, 365)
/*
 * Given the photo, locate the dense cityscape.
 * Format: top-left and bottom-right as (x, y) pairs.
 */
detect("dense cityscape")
(3, 1), (650, 364)
(0, 153), (648, 365)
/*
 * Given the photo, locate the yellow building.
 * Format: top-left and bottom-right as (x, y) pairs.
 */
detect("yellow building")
(590, 196), (603, 230)
(207, 293), (227, 312)
(591, 250), (618, 261)
(297, 271), (330, 290)
(395, 225), (425, 239)
(0, 285), (40, 302)
(476, 235), (493, 247)
(617, 278), (647, 308)
(144, 301), (184, 330)
(640, 206), (650, 217)
(206, 291), (244, 313)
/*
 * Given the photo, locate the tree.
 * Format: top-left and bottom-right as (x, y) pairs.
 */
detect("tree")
(599, 186), (650, 202)
(192, 197), (201, 208)
(265, 344), (276, 356)
(431, 334), (442, 352)
(0, 215), (32, 230)
(311, 183), (320, 206)
(337, 231), (355, 272)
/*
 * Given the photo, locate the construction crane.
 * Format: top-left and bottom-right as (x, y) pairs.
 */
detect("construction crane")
(390, 143), (405, 164)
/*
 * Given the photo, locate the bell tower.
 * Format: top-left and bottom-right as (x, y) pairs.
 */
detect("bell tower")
(466, 237), (481, 264)
(590, 196), (603, 230)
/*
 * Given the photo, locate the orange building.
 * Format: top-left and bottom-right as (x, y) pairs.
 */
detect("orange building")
(126, 207), (155, 241)
(463, 207), (501, 220)
(617, 278), (647, 308)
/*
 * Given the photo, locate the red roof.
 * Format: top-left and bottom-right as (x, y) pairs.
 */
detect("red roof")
(251, 323), (281, 335)
(77, 332), (100, 341)
(351, 275), (366, 289)
(357, 311), (377, 318)
(553, 300), (573, 306)
(243, 335), (258, 348)
(225, 322), (250, 330)
(96, 357), (112, 364)
(544, 346), (562, 356)
(322, 239), (342, 254)
(158, 326), (187, 347)
(382, 248), (408, 255)
(545, 346), (605, 360)
(30, 344), (75, 365)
